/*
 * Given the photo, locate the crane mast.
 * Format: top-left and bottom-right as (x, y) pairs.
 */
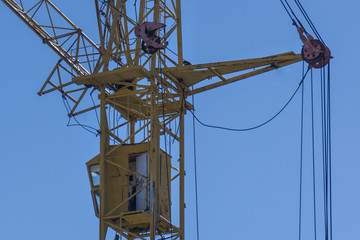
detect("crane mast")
(2, 0), (303, 239)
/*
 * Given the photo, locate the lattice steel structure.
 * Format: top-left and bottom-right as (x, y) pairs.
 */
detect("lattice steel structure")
(2, 0), (302, 239)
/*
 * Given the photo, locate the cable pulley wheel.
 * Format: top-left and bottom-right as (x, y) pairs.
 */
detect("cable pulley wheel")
(301, 39), (325, 64)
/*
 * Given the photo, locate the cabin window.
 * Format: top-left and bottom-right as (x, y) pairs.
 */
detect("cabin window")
(90, 164), (100, 187)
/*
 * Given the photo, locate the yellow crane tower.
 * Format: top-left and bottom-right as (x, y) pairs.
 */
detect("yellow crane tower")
(2, 0), (313, 239)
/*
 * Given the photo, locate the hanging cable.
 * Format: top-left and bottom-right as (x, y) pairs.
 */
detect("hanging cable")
(296, 60), (332, 240)
(326, 62), (333, 240)
(278, 0), (333, 233)
(310, 69), (318, 240)
(320, 61), (333, 240)
(189, 69), (310, 132)
(324, 64), (333, 240)
(192, 87), (200, 240)
(298, 61), (305, 240)
(320, 63), (328, 240)
(62, 97), (99, 136)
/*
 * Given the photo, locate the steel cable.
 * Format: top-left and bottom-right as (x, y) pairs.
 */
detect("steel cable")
(310, 69), (318, 240)
(293, 0), (324, 43)
(190, 68), (310, 132)
(298, 61), (305, 240)
(62, 97), (99, 136)
(192, 88), (200, 240)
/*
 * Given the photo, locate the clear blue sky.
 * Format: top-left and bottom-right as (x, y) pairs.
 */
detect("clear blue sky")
(0, 0), (359, 239)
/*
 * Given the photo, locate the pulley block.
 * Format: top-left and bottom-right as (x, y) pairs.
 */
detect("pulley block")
(135, 22), (168, 54)
(298, 28), (332, 68)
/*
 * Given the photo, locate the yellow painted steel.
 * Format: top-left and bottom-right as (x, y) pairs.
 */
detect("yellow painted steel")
(1, 0), (303, 239)
(86, 143), (171, 236)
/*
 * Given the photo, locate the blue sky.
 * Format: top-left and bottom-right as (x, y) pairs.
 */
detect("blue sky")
(0, 0), (359, 239)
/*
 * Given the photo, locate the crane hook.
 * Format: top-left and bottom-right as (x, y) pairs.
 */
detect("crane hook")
(297, 28), (332, 68)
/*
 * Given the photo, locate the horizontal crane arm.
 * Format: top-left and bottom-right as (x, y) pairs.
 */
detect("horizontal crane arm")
(161, 51), (303, 95)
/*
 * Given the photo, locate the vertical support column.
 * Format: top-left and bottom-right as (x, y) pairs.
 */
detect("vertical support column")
(176, 1), (185, 238)
(150, 1), (161, 240)
(99, 87), (109, 240)
(150, 83), (160, 240)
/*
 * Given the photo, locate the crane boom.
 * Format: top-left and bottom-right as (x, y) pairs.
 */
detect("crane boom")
(2, 0), (97, 76)
(1, 0), (118, 116)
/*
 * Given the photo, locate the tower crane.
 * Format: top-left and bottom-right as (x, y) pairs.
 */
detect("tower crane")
(1, 0), (330, 239)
